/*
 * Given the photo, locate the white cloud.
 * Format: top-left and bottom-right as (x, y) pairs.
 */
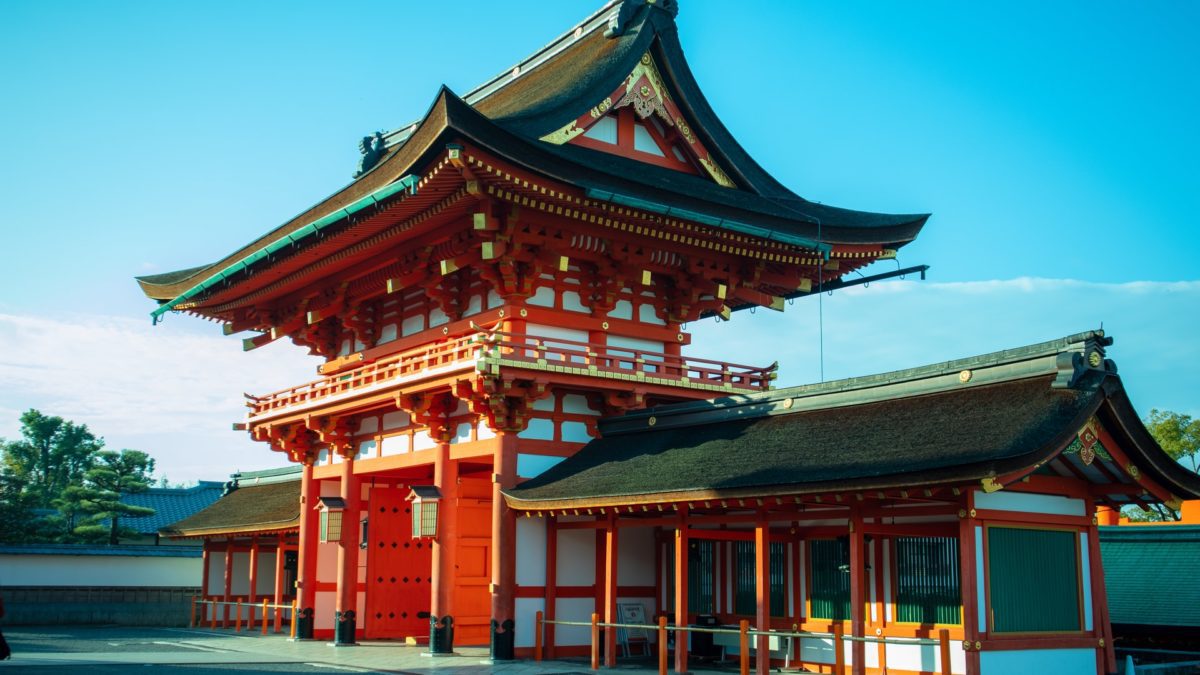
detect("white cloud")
(0, 311), (319, 482)
(0, 277), (1195, 482)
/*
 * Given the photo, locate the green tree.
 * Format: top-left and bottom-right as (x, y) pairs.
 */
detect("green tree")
(1126, 409), (1200, 522)
(1, 409), (103, 508)
(59, 449), (156, 545)
(1145, 409), (1200, 473)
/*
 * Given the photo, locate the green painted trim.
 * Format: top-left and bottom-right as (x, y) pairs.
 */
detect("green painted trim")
(150, 175), (419, 323)
(584, 188), (831, 256)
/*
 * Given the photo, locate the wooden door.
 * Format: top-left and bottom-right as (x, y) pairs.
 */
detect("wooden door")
(452, 477), (493, 645)
(365, 485), (432, 638)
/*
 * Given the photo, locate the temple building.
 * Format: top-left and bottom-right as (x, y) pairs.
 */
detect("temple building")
(138, 2), (1199, 674)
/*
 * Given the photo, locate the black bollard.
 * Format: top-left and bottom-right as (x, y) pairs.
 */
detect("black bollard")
(490, 618), (515, 661)
(429, 615), (455, 654)
(295, 607), (314, 640)
(335, 610), (357, 645)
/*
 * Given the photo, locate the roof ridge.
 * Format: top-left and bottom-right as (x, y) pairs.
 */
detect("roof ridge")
(382, 0), (634, 149)
(600, 330), (1113, 436)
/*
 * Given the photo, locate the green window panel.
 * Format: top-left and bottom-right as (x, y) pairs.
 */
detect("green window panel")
(809, 539), (851, 620)
(987, 527), (1080, 633)
(894, 536), (962, 625)
(732, 542), (788, 617)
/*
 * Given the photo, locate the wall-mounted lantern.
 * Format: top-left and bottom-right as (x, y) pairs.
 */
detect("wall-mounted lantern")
(406, 486), (442, 539)
(317, 496), (347, 543)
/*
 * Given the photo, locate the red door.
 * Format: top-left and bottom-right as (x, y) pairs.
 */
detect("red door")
(365, 485), (432, 639)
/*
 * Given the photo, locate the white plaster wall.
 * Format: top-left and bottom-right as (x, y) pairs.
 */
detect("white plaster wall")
(528, 286), (555, 307)
(561, 394), (597, 415)
(517, 453), (564, 478)
(317, 541), (338, 583)
(516, 517), (547, 586)
(0, 553), (201, 587)
(231, 552), (250, 595)
(556, 529), (596, 586)
(207, 555), (225, 591)
(1081, 531), (1093, 631)
(525, 323), (588, 343)
(980, 648), (1095, 674)
(256, 552), (277, 596)
(515, 597), (545, 648)
(885, 642), (966, 674)
(617, 527), (655, 586)
(561, 421), (592, 443)
(315, 591), (335, 630)
(555, 597), (596, 645)
(972, 489), (1085, 516)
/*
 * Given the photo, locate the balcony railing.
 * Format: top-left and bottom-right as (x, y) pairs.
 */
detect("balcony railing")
(245, 330), (775, 420)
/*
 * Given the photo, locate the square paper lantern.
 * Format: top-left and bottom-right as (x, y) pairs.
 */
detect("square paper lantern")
(406, 486), (442, 539)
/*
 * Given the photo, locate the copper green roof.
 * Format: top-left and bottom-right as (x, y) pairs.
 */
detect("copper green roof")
(1100, 525), (1200, 628)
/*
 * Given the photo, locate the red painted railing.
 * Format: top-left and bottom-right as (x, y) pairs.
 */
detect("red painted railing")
(246, 330), (774, 419)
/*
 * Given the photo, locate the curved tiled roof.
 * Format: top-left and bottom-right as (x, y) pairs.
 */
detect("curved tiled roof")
(505, 331), (1200, 509)
(160, 479), (299, 538)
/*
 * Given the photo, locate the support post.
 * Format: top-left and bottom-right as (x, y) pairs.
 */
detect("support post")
(674, 506), (689, 674)
(545, 515), (558, 659)
(248, 537), (259, 609)
(534, 610), (543, 661)
(222, 541), (233, 628)
(833, 623), (845, 674)
(958, 511), (982, 674)
(430, 438), (459, 654)
(938, 628), (951, 675)
(605, 512), (619, 667)
(490, 431), (518, 660)
(591, 612), (600, 671)
(658, 615), (668, 675)
(754, 514), (770, 675)
(295, 459), (318, 640)
(334, 452), (361, 646)
(849, 513), (865, 675)
(739, 619), (750, 675)
(1087, 520), (1117, 674)
(189, 596), (196, 628)
(200, 545), (211, 624)
(273, 532), (285, 633)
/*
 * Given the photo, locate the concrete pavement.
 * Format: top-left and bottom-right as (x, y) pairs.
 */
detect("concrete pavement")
(0, 625), (740, 674)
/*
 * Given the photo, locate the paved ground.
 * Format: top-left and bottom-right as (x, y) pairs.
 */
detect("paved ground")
(0, 625), (728, 675)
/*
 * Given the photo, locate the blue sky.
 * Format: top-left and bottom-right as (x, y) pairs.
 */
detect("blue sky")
(1, 1), (1197, 482)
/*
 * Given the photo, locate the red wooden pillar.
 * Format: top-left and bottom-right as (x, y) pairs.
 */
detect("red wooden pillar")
(200, 542), (211, 625)
(674, 506), (689, 674)
(273, 532), (285, 633)
(849, 513), (865, 675)
(491, 431), (518, 646)
(431, 440), (459, 619)
(296, 460), (319, 625)
(958, 511), (981, 675)
(248, 537), (259, 605)
(604, 512), (620, 667)
(1087, 520), (1117, 674)
(545, 515), (558, 659)
(223, 540), (234, 627)
(335, 452), (362, 642)
(754, 513), (770, 675)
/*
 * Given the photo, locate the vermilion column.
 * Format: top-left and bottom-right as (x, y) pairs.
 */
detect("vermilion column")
(674, 506), (689, 674)
(432, 440), (459, 618)
(490, 431), (518, 657)
(849, 512), (865, 675)
(754, 514), (770, 675)
(296, 459), (319, 638)
(604, 512), (619, 667)
(335, 452), (361, 644)
(223, 541), (234, 627)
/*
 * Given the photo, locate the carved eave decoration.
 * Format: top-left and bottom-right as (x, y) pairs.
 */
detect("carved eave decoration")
(539, 52), (735, 188)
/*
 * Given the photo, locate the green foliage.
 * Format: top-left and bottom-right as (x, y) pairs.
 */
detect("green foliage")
(1144, 409), (1200, 473)
(0, 410), (161, 544)
(58, 450), (157, 545)
(1123, 409), (1200, 522)
(1, 409), (103, 508)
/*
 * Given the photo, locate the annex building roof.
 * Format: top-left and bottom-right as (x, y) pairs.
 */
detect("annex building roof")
(504, 331), (1200, 510)
(160, 466), (301, 539)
